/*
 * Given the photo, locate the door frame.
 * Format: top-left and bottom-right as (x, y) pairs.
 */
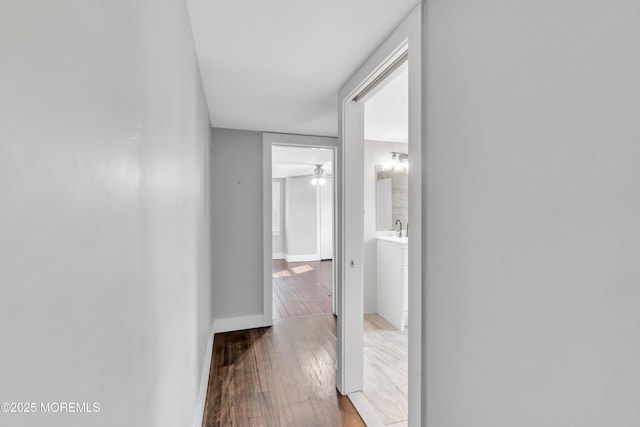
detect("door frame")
(262, 133), (338, 325)
(318, 176), (334, 261)
(336, 3), (424, 426)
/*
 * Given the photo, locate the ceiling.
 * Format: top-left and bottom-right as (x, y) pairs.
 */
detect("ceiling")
(364, 65), (408, 143)
(186, 0), (421, 137)
(272, 145), (333, 179)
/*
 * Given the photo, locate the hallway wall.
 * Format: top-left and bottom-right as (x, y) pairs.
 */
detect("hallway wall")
(425, 1), (640, 425)
(210, 128), (264, 322)
(0, 1), (212, 426)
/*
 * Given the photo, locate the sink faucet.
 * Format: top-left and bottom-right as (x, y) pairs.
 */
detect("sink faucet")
(395, 219), (403, 237)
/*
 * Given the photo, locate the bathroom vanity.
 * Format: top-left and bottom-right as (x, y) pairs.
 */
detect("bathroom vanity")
(376, 236), (408, 331)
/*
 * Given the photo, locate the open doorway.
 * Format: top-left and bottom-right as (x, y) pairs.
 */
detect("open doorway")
(337, 4), (423, 427)
(360, 60), (409, 425)
(271, 145), (334, 319)
(261, 133), (338, 325)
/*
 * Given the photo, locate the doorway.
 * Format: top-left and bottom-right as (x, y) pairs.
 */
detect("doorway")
(270, 144), (334, 319)
(262, 133), (338, 325)
(337, 4), (423, 427)
(361, 58), (410, 425)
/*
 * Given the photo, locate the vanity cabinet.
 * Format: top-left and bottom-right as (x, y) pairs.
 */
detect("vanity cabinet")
(376, 237), (408, 331)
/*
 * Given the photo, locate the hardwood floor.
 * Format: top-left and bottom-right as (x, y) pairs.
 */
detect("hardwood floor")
(272, 259), (333, 319)
(362, 314), (409, 426)
(202, 314), (364, 427)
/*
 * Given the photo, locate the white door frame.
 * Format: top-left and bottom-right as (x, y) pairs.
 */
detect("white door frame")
(262, 133), (338, 325)
(337, 4), (423, 426)
(318, 177), (334, 261)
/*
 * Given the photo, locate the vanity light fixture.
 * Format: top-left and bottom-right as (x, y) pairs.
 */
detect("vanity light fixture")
(387, 152), (409, 173)
(311, 165), (326, 185)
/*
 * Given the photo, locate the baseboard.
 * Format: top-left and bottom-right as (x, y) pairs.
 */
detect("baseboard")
(272, 252), (286, 260)
(192, 324), (215, 427)
(285, 254), (320, 263)
(347, 392), (385, 427)
(263, 313), (273, 328)
(212, 314), (266, 333)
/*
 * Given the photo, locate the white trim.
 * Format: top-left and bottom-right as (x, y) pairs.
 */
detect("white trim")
(263, 132), (337, 147)
(262, 138), (274, 328)
(263, 133), (338, 327)
(347, 392), (385, 427)
(272, 181), (281, 234)
(192, 325), (215, 427)
(337, 4), (423, 426)
(316, 181), (322, 259)
(337, 99), (365, 395)
(272, 252), (286, 260)
(212, 314), (265, 334)
(285, 253), (320, 263)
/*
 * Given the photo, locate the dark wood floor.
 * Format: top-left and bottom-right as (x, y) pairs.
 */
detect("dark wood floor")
(202, 314), (364, 427)
(272, 259), (333, 319)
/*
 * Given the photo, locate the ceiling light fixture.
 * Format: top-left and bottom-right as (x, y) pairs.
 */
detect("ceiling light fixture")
(311, 165), (326, 185)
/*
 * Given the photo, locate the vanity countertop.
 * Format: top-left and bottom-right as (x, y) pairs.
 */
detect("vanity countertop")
(376, 236), (408, 244)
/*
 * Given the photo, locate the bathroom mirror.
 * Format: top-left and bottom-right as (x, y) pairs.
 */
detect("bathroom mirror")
(375, 165), (408, 231)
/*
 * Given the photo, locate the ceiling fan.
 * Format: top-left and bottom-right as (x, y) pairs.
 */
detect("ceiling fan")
(286, 164), (333, 185)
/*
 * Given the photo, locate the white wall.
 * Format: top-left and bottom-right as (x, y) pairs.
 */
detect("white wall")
(0, 1), (212, 426)
(210, 128), (264, 322)
(272, 179), (287, 257)
(363, 140), (408, 313)
(285, 176), (319, 261)
(425, 1), (640, 425)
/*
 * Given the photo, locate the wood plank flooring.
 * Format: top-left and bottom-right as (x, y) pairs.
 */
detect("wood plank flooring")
(272, 259), (333, 319)
(202, 314), (364, 427)
(362, 314), (409, 426)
